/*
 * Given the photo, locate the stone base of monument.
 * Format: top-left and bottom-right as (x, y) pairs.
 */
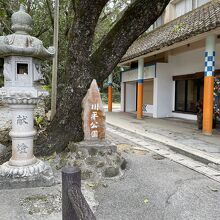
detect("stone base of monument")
(0, 159), (54, 189)
(72, 140), (117, 154)
(67, 140), (127, 180)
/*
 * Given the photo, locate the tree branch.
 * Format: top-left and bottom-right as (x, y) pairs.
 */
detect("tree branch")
(68, 0), (109, 59)
(91, 0), (170, 82)
(45, 0), (54, 29)
(35, 27), (50, 38)
(0, 19), (13, 34)
(64, 1), (75, 38)
(66, 0), (110, 83)
(26, 0), (31, 14)
(0, 0), (13, 19)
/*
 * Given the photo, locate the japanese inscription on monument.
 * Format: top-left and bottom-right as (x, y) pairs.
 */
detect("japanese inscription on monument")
(17, 143), (28, 154)
(90, 108), (99, 138)
(17, 115), (28, 125)
(82, 79), (105, 140)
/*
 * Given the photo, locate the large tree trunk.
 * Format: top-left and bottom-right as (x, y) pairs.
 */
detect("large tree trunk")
(35, 0), (170, 156)
(35, 63), (93, 155)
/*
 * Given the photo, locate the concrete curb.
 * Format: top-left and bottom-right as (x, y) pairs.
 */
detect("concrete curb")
(107, 122), (220, 167)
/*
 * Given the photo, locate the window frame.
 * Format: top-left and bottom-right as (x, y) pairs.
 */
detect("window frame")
(174, 79), (201, 113)
(174, 0), (209, 18)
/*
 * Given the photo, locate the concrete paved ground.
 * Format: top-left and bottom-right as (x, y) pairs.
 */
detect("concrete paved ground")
(0, 185), (62, 220)
(96, 131), (220, 220)
(0, 168), (97, 220)
(105, 111), (220, 164)
(0, 123), (219, 220)
(1, 105), (220, 220)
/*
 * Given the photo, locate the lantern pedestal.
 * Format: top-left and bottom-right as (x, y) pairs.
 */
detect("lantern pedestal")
(0, 88), (54, 189)
(9, 104), (37, 166)
(0, 159), (54, 189)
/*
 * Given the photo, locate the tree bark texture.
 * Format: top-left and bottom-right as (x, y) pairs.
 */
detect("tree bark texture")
(36, 0), (171, 155)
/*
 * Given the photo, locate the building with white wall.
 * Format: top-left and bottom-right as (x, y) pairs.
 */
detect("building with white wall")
(115, 0), (220, 129)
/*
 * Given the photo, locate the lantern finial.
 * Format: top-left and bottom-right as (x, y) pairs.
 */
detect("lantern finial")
(11, 4), (33, 34)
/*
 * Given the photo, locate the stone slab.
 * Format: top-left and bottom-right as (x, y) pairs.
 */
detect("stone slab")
(69, 140), (117, 153)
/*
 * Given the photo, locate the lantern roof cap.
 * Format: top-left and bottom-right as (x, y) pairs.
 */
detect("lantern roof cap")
(0, 5), (55, 60)
(11, 5), (33, 34)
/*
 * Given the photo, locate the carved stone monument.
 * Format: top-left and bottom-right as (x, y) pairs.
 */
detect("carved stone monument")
(67, 80), (126, 180)
(83, 79), (105, 140)
(74, 79), (116, 151)
(0, 5), (55, 189)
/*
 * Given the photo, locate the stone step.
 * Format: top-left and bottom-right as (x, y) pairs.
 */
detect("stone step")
(107, 124), (220, 183)
(107, 122), (220, 168)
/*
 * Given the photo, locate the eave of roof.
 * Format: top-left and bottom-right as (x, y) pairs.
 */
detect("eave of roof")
(120, 0), (220, 63)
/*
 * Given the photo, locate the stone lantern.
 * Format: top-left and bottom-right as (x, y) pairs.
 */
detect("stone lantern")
(0, 5), (55, 188)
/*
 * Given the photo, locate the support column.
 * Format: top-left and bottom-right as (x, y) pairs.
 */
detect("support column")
(108, 73), (113, 112)
(137, 58), (144, 119)
(203, 35), (216, 135)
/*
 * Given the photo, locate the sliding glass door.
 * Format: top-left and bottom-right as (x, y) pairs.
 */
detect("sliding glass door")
(175, 79), (201, 113)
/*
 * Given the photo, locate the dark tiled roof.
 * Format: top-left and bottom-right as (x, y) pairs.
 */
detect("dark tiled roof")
(121, 0), (220, 63)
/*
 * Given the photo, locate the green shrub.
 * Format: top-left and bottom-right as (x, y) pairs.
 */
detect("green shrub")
(101, 91), (121, 104)
(101, 93), (108, 104)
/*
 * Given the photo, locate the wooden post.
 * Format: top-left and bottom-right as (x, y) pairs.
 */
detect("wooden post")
(203, 35), (216, 135)
(62, 167), (96, 220)
(137, 82), (143, 119)
(62, 167), (81, 220)
(108, 74), (113, 112)
(51, 0), (59, 120)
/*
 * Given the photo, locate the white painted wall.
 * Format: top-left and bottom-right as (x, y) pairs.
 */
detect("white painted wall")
(125, 82), (136, 112)
(172, 112), (197, 120)
(154, 43), (220, 120)
(121, 64), (156, 112)
(168, 42), (220, 74)
(154, 48), (205, 119)
(121, 64), (155, 83)
(172, 81), (176, 111)
(120, 82), (125, 112)
(154, 63), (173, 118)
(120, 41), (220, 120)
(168, 47), (204, 120)
(170, 47), (204, 75)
